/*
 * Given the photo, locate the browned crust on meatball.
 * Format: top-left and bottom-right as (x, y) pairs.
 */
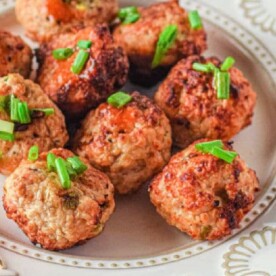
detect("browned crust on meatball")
(0, 31), (33, 78)
(149, 139), (260, 240)
(154, 55), (257, 148)
(37, 25), (129, 119)
(0, 74), (68, 175)
(3, 148), (115, 250)
(72, 92), (172, 194)
(15, 0), (118, 42)
(113, 0), (207, 86)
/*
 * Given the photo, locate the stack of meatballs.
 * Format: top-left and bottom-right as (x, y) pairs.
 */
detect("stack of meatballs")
(0, 0), (259, 251)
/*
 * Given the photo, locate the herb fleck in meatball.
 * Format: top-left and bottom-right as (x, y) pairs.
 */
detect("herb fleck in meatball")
(3, 148), (115, 250)
(149, 139), (259, 240)
(113, 0), (207, 86)
(37, 25), (129, 119)
(73, 92), (172, 194)
(0, 74), (68, 175)
(15, 0), (118, 42)
(154, 55), (257, 148)
(0, 31), (33, 78)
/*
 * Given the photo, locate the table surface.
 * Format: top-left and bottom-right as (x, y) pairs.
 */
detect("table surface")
(1, 0), (276, 275)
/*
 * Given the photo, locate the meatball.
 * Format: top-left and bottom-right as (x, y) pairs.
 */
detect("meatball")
(0, 74), (68, 175)
(3, 148), (115, 250)
(0, 31), (33, 78)
(72, 92), (172, 194)
(15, 0), (118, 42)
(113, 0), (207, 86)
(154, 55), (257, 148)
(149, 139), (259, 240)
(37, 25), (129, 119)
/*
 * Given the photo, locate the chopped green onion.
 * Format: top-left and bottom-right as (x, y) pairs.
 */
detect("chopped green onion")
(195, 140), (238, 164)
(188, 10), (203, 30)
(216, 71), (230, 99)
(192, 62), (213, 73)
(152, 25), (178, 68)
(18, 102), (31, 124)
(52, 48), (74, 60)
(0, 119), (14, 134)
(0, 95), (8, 112)
(71, 49), (89, 74)
(195, 140), (224, 153)
(107, 91), (132, 108)
(10, 95), (20, 122)
(28, 145), (39, 161)
(47, 152), (56, 171)
(211, 147), (238, 164)
(207, 62), (217, 72)
(67, 156), (87, 174)
(220, 56), (235, 71)
(118, 6), (137, 19)
(55, 157), (71, 189)
(65, 161), (77, 178)
(3, 76), (8, 82)
(123, 13), (140, 24)
(77, 40), (92, 49)
(118, 6), (140, 24)
(31, 108), (55, 116)
(0, 131), (14, 141)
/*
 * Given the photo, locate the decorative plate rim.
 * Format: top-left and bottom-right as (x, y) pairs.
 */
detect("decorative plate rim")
(240, 0), (276, 36)
(0, 0), (276, 270)
(223, 226), (276, 275)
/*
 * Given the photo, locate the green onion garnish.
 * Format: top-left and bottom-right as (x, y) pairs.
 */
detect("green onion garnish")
(0, 96), (8, 112)
(195, 140), (238, 164)
(47, 152), (56, 171)
(195, 140), (224, 153)
(0, 119), (14, 134)
(52, 48), (74, 60)
(18, 102), (31, 124)
(0, 132), (14, 141)
(216, 71), (230, 99)
(31, 108), (55, 116)
(118, 6), (140, 24)
(10, 95), (20, 122)
(67, 156), (87, 174)
(220, 56), (235, 71)
(47, 153), (88, 189)
(211, 146), (238, 164)
(77, 40), (92, 49)
(71, 49), (89, 74)
(55, 157), (71, 189)
(192, 63), (213, 73)
(123, 13), (140, 24)
(188, 10), (203, 30)
(107, 91), (132, 108)
(65, 161), (77, 178)
(28, 145), (39, 161)
(152, 25), (178, 69)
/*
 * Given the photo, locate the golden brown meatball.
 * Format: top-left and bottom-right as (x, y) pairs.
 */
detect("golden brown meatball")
(113, 0), (207, 86)
(154, 55), (257, 148)
(0, 74), (68, 175)
(15, 0), (118, 42)
(36, 25), (129, 119)
(0, 31), (33, 78)
(149, 139), (259, 240)
(3, 148), (115, 250)
(72, 92), (172, 194)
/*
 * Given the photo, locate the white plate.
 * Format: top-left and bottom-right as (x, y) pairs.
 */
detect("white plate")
(0, 0), (276, 270)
